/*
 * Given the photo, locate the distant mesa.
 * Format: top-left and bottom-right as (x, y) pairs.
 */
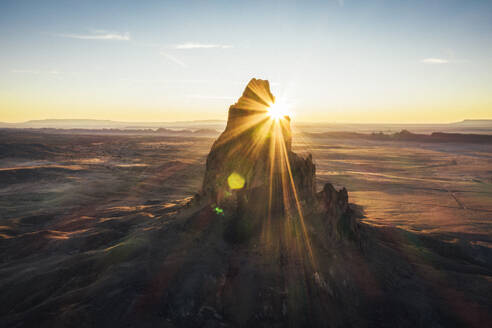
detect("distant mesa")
(454, 119), (492, 125)
(0, 118), (226, 130)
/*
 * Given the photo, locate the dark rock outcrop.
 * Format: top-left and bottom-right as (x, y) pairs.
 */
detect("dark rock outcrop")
(200, 78), (357, 242)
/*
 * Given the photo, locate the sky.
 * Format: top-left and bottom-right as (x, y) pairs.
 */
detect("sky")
(0, 0), (491, 123)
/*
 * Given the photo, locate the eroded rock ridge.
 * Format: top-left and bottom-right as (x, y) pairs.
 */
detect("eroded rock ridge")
(200, 78), (357, 241)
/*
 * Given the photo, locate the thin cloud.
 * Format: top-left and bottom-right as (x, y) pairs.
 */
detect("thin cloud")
(175, 43), (233, 49)
(56, 30), (130, 41)
(187, 95), (235, 100)
(12, 69), (40, 74)
(421, 58), (450, 64)
(160, 52), (187, 68)
(337, 0), (345, 6)
(12, 69), (61, 75)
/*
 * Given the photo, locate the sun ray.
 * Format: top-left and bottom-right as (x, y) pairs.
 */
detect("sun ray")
(277, 129), (316, 269)
(212, 111), (269, 147)
(258, 111), (317, 270)
(208, 80), (316, 269)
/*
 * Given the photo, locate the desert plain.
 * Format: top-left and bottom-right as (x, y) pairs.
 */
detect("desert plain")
(0, 126), (491, 326)
(1, 128), (491, 243)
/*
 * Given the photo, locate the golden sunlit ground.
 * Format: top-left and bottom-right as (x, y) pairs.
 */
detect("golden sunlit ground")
(294, 136), (492, 242)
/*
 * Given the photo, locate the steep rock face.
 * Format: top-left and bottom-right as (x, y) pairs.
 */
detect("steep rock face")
(200, 78), (355, 241)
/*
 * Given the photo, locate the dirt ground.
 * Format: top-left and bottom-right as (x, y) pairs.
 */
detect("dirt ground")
(1, 129), (491, 246)
(295, 135), (492, 245)
(0, 129), (491, 327)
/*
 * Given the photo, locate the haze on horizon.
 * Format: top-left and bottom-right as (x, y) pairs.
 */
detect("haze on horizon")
(1, 0), (491, 124)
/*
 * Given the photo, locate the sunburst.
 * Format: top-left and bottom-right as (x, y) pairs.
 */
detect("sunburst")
(267, 102), (290, 120)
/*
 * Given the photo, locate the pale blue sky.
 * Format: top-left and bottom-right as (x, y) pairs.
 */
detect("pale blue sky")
(1, 0), (491, 122)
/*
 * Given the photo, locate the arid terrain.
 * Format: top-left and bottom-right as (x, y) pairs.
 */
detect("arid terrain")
(0, 129), (212, 226)
(2, 128), (491, 242)
(2, 0), (492, 325)
(301, 135), (492, 243)
(1, 127), (491, 327)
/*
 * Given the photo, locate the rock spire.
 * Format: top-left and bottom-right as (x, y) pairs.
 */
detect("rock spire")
(199, 78), (356, 242)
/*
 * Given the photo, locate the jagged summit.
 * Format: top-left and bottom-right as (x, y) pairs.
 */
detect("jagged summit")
(199, 78), (356, 242)
(230, 78), (275, 111)
(223, 78), (289, 138)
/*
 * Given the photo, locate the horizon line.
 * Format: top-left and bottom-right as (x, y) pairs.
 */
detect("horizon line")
(1, 118), (492, 125)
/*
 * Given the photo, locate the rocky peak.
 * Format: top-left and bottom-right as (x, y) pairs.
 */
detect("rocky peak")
(201, 78), (300, 204)
(199, 78), (356, 242)
(224, 78), (292, 150)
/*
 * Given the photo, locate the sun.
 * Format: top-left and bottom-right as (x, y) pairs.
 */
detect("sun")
(267, 102), (290, 120)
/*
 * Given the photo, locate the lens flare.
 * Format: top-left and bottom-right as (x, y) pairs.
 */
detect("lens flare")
(228, 172), (245, 189)
(267, 102), (289, 120)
